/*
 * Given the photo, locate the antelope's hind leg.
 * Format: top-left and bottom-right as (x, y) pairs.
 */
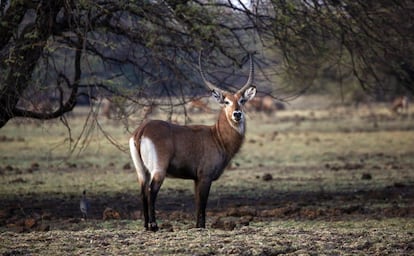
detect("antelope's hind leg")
(140, 183), (150, 230)
(147, 172), (165, 232)
(129, 137), (151, 231)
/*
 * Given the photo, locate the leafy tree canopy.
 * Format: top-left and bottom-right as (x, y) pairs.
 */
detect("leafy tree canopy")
(0, 0), (413, 128)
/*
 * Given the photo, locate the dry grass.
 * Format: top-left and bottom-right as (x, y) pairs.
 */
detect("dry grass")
(1, 97), (413, 255)
(1, 219), (412, 255)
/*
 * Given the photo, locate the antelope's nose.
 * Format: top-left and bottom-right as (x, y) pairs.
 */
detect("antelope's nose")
(233, 111), (242, 121)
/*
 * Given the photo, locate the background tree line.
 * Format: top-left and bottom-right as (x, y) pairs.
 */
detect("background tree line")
(0, 0), (413, 127)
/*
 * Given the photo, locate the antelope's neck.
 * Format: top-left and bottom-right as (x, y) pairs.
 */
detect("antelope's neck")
(213, 109), (245, 159)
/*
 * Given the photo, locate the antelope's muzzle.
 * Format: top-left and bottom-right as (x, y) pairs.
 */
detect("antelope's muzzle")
(233, 111), (243, 122)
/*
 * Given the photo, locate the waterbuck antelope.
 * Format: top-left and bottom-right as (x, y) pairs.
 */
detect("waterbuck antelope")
(391, 95), (409, 114)
(129, 53), (257, 231)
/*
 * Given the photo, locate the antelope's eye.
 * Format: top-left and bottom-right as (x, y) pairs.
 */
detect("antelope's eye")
(240, 99), (246, 105)
(224, 100), (231, 105)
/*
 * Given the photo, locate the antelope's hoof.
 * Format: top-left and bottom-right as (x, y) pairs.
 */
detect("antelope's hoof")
(149, 222), (159, 232)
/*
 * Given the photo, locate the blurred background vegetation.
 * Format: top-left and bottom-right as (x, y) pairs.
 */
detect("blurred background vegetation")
(0, 0), (413, 128)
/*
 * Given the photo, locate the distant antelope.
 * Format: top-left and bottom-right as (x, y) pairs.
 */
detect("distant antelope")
(142, 103), (155, 120)
(188, 98), (212, 113)
(246, 95), (284, 114)
(129, 53), (256, 231)
(261, 95), (278, 114)
(101, 97), (113, 119)
(391, 96), (409, 114)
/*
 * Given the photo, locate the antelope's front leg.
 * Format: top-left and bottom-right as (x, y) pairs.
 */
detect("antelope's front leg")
(194, 179), (212, 228)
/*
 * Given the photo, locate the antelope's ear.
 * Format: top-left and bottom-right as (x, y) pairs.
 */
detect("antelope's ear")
(211, 89), (225, 104)
(243, 86), (256, 102)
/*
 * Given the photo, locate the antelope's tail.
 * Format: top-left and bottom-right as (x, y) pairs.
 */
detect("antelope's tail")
(129, 126), (148, 185)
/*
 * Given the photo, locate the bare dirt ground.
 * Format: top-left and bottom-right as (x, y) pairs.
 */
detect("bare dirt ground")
(1, 167), (413, 229)
(1, 170), (413, 255)
(1, 99), (414, 255)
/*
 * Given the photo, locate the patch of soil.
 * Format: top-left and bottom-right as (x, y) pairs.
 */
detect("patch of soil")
(0, 135), (24, 142)
(1, 181), (413, 232)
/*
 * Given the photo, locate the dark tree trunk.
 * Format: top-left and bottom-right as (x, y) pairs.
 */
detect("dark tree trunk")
(0, 0), (79, 128)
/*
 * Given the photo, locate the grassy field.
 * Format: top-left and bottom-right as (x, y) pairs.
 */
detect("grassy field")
(1, 97), (413, 255)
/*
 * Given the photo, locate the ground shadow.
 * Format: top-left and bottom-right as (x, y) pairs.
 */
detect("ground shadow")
(1, 181), (413, 231)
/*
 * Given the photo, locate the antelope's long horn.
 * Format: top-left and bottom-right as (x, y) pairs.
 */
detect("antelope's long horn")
(237, 54), (254, 94)
(198, 51), (223, 93)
